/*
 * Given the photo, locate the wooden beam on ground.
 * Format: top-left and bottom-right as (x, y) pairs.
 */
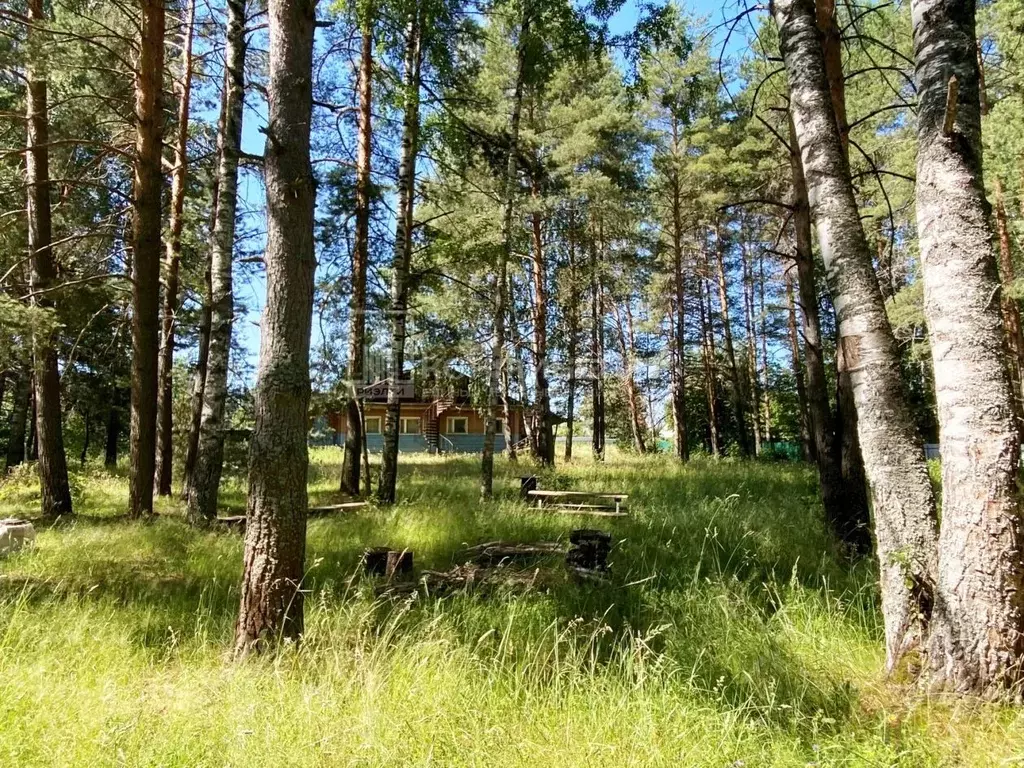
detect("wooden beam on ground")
(308, 501), (369, 517)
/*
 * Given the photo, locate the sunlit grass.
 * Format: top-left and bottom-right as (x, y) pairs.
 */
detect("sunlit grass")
(1, 448), (1022, 766)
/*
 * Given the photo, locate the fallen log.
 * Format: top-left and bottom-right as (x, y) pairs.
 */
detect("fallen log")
(462, 540), (565, 565)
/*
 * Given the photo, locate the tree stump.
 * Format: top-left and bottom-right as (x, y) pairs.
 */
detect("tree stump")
(519, 475), (538, 500)
(566, 529), (611, 571)
(0, 519), (35, 556)
(363, 548), (414, 579)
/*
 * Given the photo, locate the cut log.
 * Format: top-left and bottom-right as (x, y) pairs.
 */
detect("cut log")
(214, 515), (246, 532)
(566, 528), (611, 571)
(570, 529), (611, 546)
(519, 475), (538, 499)
(464, 540), (565, 565)
(363, 547), (413, 579)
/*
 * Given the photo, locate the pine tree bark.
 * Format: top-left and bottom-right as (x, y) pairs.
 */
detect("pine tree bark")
(128, 0), (165, 518)
(155, 0), (197, 497)
(564, 214), (580, 462)
(698, 271), (720, 456)
(741, 239), (761, 454)
(483, 6), (527, 495)
(378, 6), (422, 504)
(235, 0), (317, 655)
(182, 107), (225, 501)
(912, 0), (1024, 691)
(5, 366), (29, 472)
(502, 271), (519, 460)
(187, 0), (248, 524)
(589, 230), (606, 460)
(774, 0), (939, 670)
(181, 261), (211, 497)
(758, 250), (773, 444)
(530, 175), (553, 465)
(614, 301), (647, 453)
(713, 224), (750, 455)
(25, 0), (72, 517)
(669, 148), (688, 461)
(340, 17), (373, 496)
(786, 269), (812, 460)
(27, 392), (37, 462)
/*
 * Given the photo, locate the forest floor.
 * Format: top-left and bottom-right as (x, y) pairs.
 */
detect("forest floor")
(0, 448), (1022, 766)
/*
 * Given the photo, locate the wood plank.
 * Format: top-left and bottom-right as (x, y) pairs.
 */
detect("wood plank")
(527, 490), (628, 500)
(309, 501), (369, 517)
(550, 507), (628, 517)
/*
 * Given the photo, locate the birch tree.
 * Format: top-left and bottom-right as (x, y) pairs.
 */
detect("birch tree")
(912, 0), (1024, 692)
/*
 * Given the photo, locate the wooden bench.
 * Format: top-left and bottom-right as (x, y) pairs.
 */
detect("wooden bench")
(527, 489), (629, 517)
(308, 501), (369, 518)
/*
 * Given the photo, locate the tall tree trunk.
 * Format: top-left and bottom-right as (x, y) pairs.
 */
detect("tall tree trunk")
(340, 16), (373, 496)
(378, 6), (422, 504)
(564, 210), (580, 462)
(589, 229), (606, 460)
(912, 0), (1024, 692)
(614, 301), (647, 453)
(698, 272), (719, 456)
(25, 0), (72, 516)
(181, 260), (211, 497)
(530, 176), (553, 465)
(741, 239), (762, 454)
(482, 6), (527, 495)
(775, 0), (939, 671)
(187, 0), (248, 525)
(105, 391), (120, 469)
(182, 107), (225, 501)
(814, 0), (871, 527)
(502, 271), (519, 460)
(5, 366), (29, 472)
(669, 137), (688, 461)
(978, 44), (1024, 441)
(128, 0), (165, 518)
(155, 0), (197, 497)
(713, 224), (750, 455)
(788, 116), (867, 550)
(27, 390), (37, 462)
(235, 0), (317, 655)
(786, 268), (812, 460)
(758, 249), (772, 444)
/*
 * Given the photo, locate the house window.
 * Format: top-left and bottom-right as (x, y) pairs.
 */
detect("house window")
(364, 416), (382, 434)
(448, 416), (469, 434)
(494, 419), (503, 434)
(400, 417), (421, 435)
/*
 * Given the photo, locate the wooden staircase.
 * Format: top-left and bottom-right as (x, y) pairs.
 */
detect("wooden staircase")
(423, 395), (455, 453)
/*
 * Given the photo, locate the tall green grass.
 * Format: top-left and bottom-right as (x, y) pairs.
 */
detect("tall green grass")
(1, 450), (1022, 766)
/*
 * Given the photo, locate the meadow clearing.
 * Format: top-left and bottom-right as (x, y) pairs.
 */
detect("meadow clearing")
(1, 449), (1021, 767)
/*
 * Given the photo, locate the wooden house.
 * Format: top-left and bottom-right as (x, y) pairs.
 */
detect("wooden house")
(324, 371), (526, 454)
